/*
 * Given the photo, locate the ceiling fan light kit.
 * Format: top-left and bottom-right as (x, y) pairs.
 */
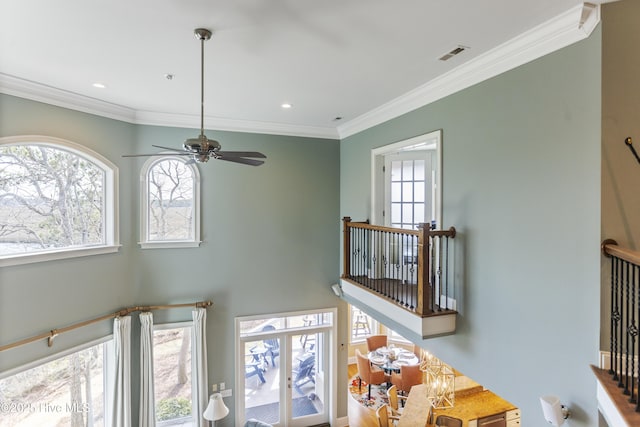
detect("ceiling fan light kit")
(124, 28), (266, 166)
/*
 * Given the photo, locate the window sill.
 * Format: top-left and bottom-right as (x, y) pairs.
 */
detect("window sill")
(139, 241), (202, 249)
(0, 245), (121, 268)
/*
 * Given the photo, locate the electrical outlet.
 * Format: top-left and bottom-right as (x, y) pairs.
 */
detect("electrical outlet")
(221, 389), (232, 397)
(211, 383), (217, 392)
(220, 382), (225, 390)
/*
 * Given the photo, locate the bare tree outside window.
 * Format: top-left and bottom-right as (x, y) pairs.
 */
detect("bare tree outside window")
(147, 159), (194, 241)
(0, 144), (104, 255)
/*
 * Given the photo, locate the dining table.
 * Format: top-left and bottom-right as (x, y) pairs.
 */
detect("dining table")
(367, 346), (419, 373)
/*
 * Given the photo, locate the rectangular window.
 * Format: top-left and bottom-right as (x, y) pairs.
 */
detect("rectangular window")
(350, 305), (378, 343)
(0, 341), (107, 426)
(153, 326), (193, 425)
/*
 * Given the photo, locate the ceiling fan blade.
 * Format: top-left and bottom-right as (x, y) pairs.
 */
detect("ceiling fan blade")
(216, 150), (266, 159)
(122, 152), (190, 158)
(151, 145), (187, 152)
(217, 156), (265, 166)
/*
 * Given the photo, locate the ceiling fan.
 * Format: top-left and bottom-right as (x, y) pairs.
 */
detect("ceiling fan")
(124, 28), (266, 166)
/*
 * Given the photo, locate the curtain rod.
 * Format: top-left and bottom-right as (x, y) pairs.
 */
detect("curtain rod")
(0, 300), (213, 353)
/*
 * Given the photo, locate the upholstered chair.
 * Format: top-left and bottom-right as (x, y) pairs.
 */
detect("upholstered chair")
(376, 404), (400, 427)
(366, 334), (388, 352)
(355, 349), (389, 399)
(390, 363), (423, 394)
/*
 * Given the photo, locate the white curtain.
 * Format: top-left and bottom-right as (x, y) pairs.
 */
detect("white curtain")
(139, 312), (156, 427)
(111, 316), (132, 427)
(192, 308), (208, 427)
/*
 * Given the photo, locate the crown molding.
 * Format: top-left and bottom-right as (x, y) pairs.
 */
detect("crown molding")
(0, 73), (137, 122)
(1, 3), (599, 142)
(337, 2), (601, 139)
(0, 73), (339, 140)
(134, 111), (339, 139)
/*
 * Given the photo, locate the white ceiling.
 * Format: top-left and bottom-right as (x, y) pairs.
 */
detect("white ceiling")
(0, 1), (607, 139)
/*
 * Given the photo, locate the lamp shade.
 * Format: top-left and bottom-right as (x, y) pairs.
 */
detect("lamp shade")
(203, 393), (229, 421)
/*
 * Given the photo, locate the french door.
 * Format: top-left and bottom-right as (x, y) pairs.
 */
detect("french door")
(236, 309), (335, 426)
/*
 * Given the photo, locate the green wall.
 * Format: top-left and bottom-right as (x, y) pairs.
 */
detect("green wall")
(0, 94), (342, 426)
(340, 28), (601, 426)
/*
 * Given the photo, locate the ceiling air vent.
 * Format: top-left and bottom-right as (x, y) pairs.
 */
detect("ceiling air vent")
(439, 45), (469, 61)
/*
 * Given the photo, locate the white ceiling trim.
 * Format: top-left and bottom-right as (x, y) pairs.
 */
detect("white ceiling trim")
(337, 2), (600, 139)
(0, 73), (137, 123)
(1, 3), (599, 142)
(134, 111), (339, 139)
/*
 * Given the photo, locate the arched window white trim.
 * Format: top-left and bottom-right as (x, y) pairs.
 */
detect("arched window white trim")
(139, 155), (201, 249)
(0, 135), (120, 267)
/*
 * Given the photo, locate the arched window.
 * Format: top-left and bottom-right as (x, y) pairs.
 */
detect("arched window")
(140, 156), (200, 248)
(0, 135), (119, 266)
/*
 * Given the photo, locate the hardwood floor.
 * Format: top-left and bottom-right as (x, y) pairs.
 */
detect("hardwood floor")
(347, 363), (380, 427)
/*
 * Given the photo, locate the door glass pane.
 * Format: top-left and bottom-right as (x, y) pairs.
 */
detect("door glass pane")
(244, 338), (279, 425)
(414, 160), (425, 179)
(414, 181), (425, 202)
(414, 204), (425, 225)
(402, 182), (413, 202)
(402, 160), (414, 180)
(391, 182), (402, 202)
(391, 203), (401, 224)
(290, 335), (323, 421)
(402, 203), (414, 226)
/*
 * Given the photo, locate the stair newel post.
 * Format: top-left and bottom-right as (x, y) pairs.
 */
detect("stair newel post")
(416, 222), (431, 315)
(342, 217), (352, 280)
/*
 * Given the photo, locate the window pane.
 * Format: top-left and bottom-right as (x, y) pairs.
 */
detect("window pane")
(147, 159), (195, 241)
(153, 328), (192, 424)
(0, 342), (106, 426)
(0, 145), (105, 255)
(351, 306), (376, 342)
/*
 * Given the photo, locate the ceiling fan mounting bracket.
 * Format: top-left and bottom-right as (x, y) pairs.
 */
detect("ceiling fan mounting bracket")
(194, 28), (212, 41)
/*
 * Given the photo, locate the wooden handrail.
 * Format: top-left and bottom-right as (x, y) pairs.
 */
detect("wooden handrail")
(602, 239), (640, 266)
(342, 217), (456, 316)
(0, 300), (212, 353)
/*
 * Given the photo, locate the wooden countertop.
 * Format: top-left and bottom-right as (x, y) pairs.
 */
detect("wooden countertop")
(397, 384), (517, 427)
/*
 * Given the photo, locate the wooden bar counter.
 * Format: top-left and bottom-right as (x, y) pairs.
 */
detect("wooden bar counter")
(398, 384), (520, 427)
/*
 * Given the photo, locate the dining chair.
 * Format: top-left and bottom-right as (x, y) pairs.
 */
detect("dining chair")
(355, 349), (389, 399)
(366, 334), (388, 352)
(376, 404), (400, 427)
(261, 324), (280, 367)
(390, 364), (423, 394)
(386, 384), (407, 417)
(435, 415), (463, 427)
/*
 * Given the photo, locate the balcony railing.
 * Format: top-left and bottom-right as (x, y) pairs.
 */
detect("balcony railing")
(600, 239), (640, 420)
(341, 217), (456, 317)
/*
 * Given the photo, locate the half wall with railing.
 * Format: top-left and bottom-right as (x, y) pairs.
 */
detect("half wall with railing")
(341, 217), (456, 317)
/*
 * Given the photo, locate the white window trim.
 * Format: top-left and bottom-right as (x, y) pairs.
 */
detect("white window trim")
(139, 154), (201, 249)
(0, 135), (120, 267)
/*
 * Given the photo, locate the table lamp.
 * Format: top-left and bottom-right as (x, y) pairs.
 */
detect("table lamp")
(203, 393), (229, 426)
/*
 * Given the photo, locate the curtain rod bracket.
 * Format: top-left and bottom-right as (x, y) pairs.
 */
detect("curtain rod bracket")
(48, 329), (58, 347)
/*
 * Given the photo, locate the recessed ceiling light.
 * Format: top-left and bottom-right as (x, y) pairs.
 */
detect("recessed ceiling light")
(92, 82), (106, 89)
(281, 103), (292, 109)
